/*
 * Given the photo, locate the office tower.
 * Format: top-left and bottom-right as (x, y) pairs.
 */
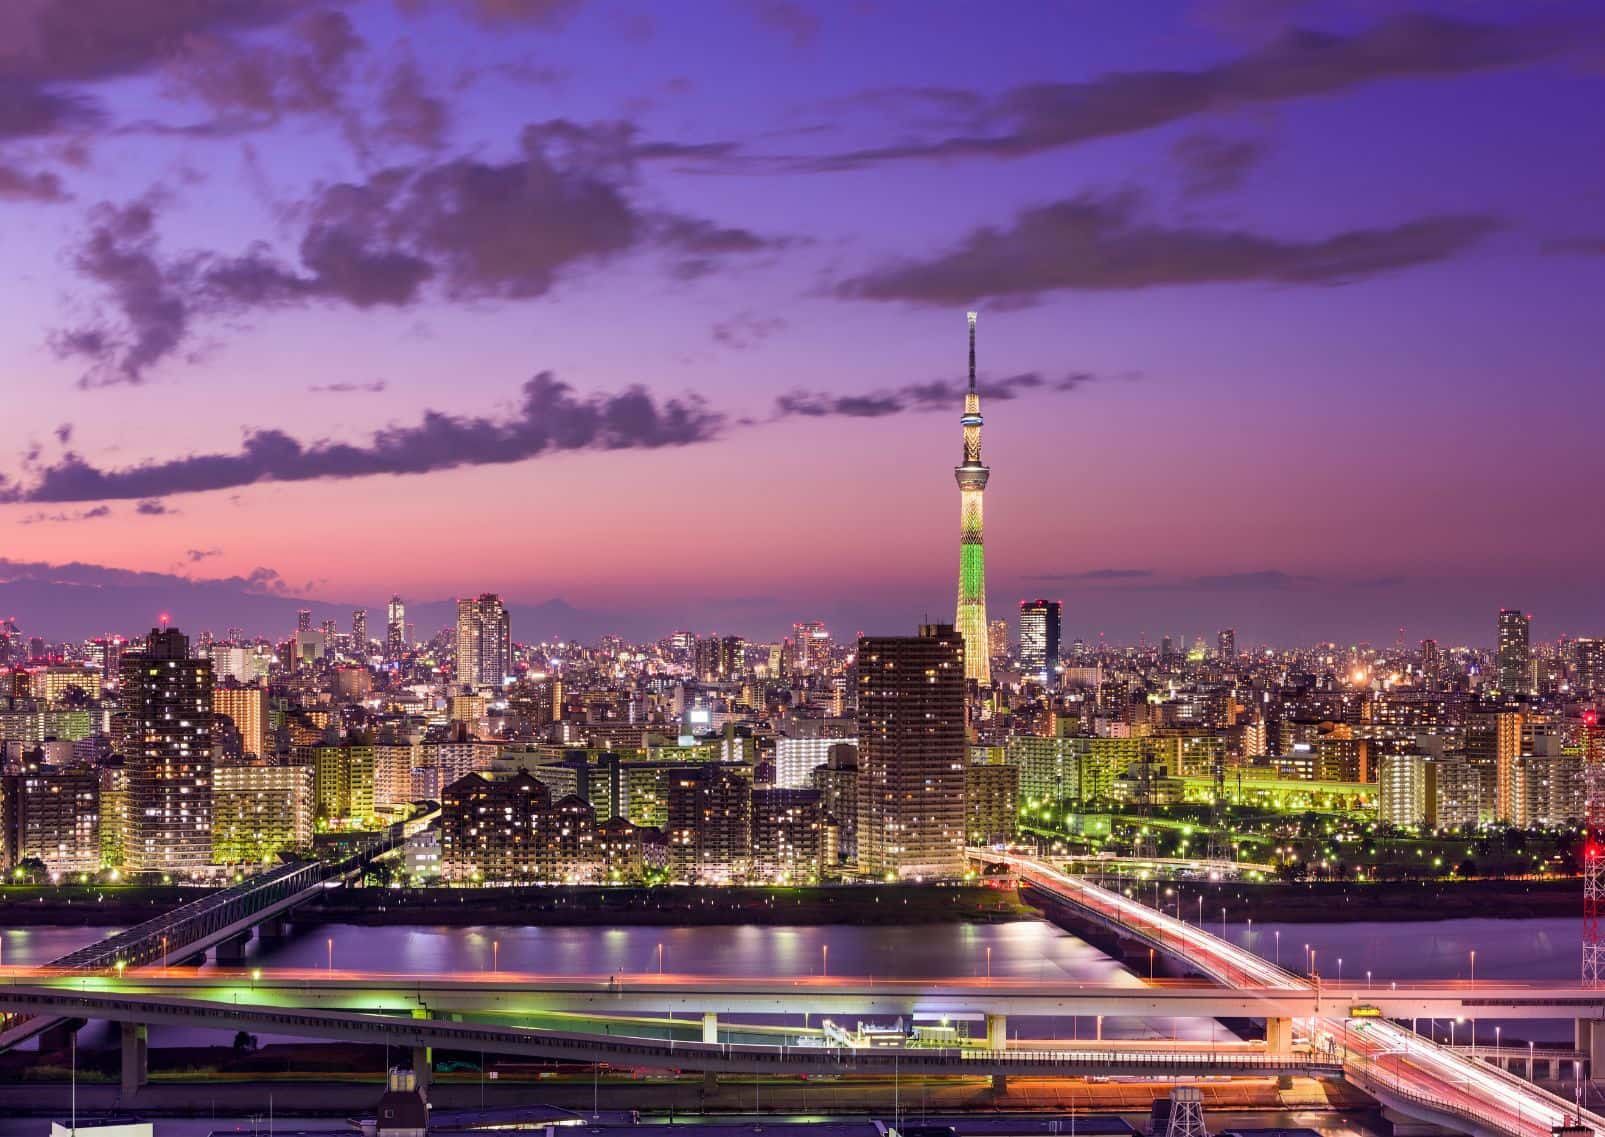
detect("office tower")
(791, 621), (831, 674)
(1421, 638), (1440, 686)
(296, 608), (312, 633)
(1019, 599), (1061, 684)
(1574, 639), (1605, 696)
(213, 682), (269, 759)
(386, 595), (406, 660)
(211, 763), (313, 864)
(988, 618), (1008, 661)
(856, 624), (967, 879)
(120, 627), (213, 872)
(455, 593), (511, 689)
(351, 608), (368, 648)
(1217, 628), (1236, 662)
(1497, 608), (1532, 696)
(953, 312), (991, 686)
(86, 636), (125, 680)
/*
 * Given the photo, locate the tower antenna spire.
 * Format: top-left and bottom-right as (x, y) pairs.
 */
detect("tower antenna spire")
(967, 311), (977, 391)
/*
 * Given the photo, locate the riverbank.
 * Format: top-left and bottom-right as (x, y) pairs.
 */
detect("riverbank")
(1140, 876), (1579, 922)
(302, 883), (1033, 925)
(0, 883), (1033, 928)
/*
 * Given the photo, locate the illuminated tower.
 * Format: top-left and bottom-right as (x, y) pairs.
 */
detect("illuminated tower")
(954, 311), (991, 686)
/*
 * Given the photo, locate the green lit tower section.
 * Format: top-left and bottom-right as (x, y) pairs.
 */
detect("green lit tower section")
(954, 311), (991, 687)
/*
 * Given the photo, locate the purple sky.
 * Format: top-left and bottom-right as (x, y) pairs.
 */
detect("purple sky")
(2, 0), (1603, 648)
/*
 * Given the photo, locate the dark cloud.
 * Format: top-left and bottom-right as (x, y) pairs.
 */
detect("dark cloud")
(795, 13), (1581, 171)
(0, 78), (98, 139)
(162, 8), (363, 125)
(1187, 570), (1314, 590)
(0, 1), (298, 85)
(748, 0), (821, 48)
(51, 201), (194, 386)
(6, 373), (722, 504)
(837, 190), (1498, 305)
(308, 380), (388, 394)
(774, 371), (1102, 419)
(0, 161), (68, 201)
(376, 58), (450, 149)
(0, 554), (285, 595)
(135, 499), (172, 515)
(1171, 133), (1267, 198)
(711, 312), (786, 350)
(185, 548), (222, 563)
(52, 122), (782, 383)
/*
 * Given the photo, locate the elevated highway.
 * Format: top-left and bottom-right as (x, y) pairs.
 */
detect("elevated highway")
(975, 848), (1605, 1137)
(7, 969), (1599, 1024)
(0, 826), (411, 1054)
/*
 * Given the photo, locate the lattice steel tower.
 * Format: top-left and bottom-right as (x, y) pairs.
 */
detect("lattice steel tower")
(954, 311), (991, 686)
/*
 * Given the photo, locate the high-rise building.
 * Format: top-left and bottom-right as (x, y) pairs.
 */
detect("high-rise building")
(213, 682), (269, 759)
(456, 593), (511, 689)
(3, 767), (100, 873)
(953, 312), (991, 687)
(1217, 628), (1236, 662)
(1497, 609), (1532, 696)
(791, 622), (831, 674)
(1019, 600), (1061, 684)
(964, 761), (1019, 846)
(120, 627), (213, 872)
(211, 763), (313, 864)
(1573, 638), (1605, 696)
(1421, 638), (1440, 686)
(988, 619), (1009, 662)
(296, 609), (312, 633)
(856, 624), (967, 880)
(386, 595), (406, 661)
(351, 608), (368, 649)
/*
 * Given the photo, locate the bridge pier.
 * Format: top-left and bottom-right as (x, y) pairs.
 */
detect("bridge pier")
(1265, 1017), (1293, 1055)
(411, 1007), (431, 1091)
(258, 913), (292, 941)
(702, 1012), (718, 1044)
(985, 1013), (1008, 1051)
(120, 1022), (148, 1098)
(990, 1073), (1008, 1094)
(216, 929), (253, 963)
(1578, 1019), (1605, 1077)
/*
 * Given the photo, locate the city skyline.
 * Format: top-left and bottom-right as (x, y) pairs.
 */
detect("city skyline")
(3, 2), (1605, 645)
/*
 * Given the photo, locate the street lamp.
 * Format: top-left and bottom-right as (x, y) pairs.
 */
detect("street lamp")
(1338, 957), (1343, 985)
(492, 940), (499, 973)
(161, 935), (168, 970)
(986, 945), (992, 981)
(1149, 948), (1155, 981)
(326, 938), (333, 973)
(1366, 969), (1372, 990)
(657, 942), (664, 975)
(822, 943), (828, 977)
(1274, 930), (1280, 967)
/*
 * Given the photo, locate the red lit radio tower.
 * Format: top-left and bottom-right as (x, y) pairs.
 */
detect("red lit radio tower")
(1585, 710), (1604, 986)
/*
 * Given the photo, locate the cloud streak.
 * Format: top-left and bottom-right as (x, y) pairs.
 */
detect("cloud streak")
(793, 13), (1581, 171)
(774, 370), (1108, 419)
(837, 190), (1498, 305)
(5, 374), (723, 504)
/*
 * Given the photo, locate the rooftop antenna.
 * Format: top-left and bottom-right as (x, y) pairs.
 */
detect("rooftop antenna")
(967, 311), (977, 390)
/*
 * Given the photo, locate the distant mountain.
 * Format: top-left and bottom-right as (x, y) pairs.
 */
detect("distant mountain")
(0, 558), (629, 644)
